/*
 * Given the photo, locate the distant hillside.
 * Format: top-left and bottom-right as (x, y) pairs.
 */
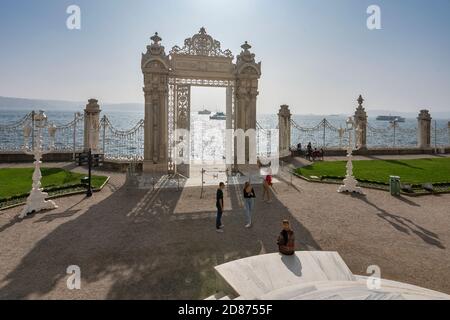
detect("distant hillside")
(0, 96), (448, 119)
(0, 96), (143, 113)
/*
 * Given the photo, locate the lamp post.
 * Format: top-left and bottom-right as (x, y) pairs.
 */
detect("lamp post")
(19, 110), (58, 218)
(338, 117), (364, 194)
(86, 121), (96, 197)
(390, 118), (399, 147)
(338, 126), (345, 148)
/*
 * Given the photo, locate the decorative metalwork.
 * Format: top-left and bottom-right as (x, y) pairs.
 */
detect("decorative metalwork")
(100, 115), (145, 161)
(169, 77), (234, 87)
(174, 84), (190, 172)
(0, 112), (33, 151)
(290, 118), (351, 148)
(20, 110), (58, 218)
(176, 85), (190, 130)
(256, 121), (272, 157)
(431, 121), (450, 148)
(167, 77), (236, 172)
(0, 111), (84, 153)
(53, 112), (84, 153)
(170, 27), (233, 59)
(168, 83), (176, 173)
(367, 121), (417, 148)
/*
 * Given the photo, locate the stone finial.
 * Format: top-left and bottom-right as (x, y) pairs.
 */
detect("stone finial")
(236, 41), (258, 67)
(354, 95), (367, 121)
(241, 41), (252, 52)
(85, 99), (100, 112)
(144, 32), (166, 58)
(417, 109), (431, 121)
(278, 105), (291, 118)
(150, 32), (162, 45)
(357, 95), (364, 106)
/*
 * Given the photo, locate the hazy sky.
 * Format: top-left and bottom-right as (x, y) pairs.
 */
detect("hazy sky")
(0, 0), (449, 114)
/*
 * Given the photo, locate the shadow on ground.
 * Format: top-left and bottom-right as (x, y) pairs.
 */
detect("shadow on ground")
(0, 177), (320, 299)
(351, 194), (445, 249)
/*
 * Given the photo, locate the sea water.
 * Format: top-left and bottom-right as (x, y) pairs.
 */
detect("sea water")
(1, 109), (449, 160)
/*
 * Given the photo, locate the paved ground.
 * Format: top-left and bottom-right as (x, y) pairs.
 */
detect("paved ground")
(0, 159), (449, 299)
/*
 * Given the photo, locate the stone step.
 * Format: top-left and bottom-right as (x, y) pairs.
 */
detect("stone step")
(261, 280), (450, 300)
(214, 251), (450, 300)
(215, 251), (355, 299)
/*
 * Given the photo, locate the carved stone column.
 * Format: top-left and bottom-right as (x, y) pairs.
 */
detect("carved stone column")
(142, 32), (170, 173)
(278, 105), (291, 158)
(83, 98), (101, 153)
(354, 95), (368, 149)
(234, 41), (261, 165)
(417, 109), (432, 148)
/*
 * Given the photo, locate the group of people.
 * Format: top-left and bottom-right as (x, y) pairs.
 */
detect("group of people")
(214, 177), (296, 256)
(296, 142), (324, 161)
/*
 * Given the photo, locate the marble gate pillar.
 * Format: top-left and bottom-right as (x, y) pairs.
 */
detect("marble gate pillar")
(141, 33), (170, 173)
(83, 98), (101, 153)
(417, 109), (432, 149)
(354, 95), (368, 149)
(234, 41), (261, 165)
(278, 105), (291, 158)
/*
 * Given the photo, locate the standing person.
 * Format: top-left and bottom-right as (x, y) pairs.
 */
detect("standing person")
(307, 142), (312, 161)
(243, 181), (256, 228)
(216, 182), (225, 233)
(262, 173), (273, 203)
(297, 143), (302, 156)
(277, 220), (295, 255)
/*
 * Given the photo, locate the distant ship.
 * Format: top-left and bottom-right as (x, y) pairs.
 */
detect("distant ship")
(210, 112), (226, 120)
(198, 109), (211, 115)
(376, 115), (406, 122)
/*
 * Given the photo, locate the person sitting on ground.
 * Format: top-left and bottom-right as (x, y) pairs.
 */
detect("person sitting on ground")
(312, 147), (319, 161)
(277, 220), (295, 255)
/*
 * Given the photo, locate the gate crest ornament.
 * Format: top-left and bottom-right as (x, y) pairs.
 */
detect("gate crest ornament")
(170, 27), (233, 59)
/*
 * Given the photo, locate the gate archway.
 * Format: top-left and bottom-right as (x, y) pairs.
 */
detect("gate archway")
(141, 27), (261, 176)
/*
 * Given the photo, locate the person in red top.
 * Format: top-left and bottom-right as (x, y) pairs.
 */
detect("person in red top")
(263, 173), (273, 203)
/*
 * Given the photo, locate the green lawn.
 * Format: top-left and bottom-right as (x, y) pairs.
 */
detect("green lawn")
(0, 167), (108, 200)
(296, 158), (450, 185)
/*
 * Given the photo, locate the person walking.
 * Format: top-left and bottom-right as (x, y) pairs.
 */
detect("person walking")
(277, 220), (295, 255)
(262, 173), (273, 203)
(216, 182), (225, 233)
(243, 181), (256, 228)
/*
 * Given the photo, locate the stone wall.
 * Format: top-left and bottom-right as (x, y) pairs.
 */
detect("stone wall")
(0, 152), (74, 163)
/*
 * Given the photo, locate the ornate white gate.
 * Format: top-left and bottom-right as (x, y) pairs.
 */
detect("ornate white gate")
(141, 27), (261, 176)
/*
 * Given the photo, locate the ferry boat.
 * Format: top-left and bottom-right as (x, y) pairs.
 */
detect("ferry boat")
(376, 115), (406, 122)
(198, 109), (211, 115)
(210, 112), (226, 120)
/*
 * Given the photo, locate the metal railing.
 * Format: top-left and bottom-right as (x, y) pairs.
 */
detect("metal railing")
(256, 121), (273, 157)
(0, 111), (84, 155)
(367, 121), (417, 148)
(290, 118), (350, 149)
(100, 115), (145, 161)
